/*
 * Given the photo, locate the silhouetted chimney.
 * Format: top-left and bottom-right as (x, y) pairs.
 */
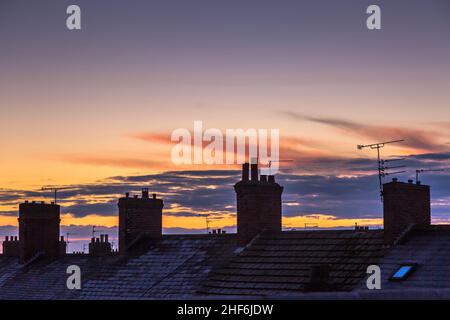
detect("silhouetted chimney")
(268, 175), (275, 183)
(118, 191), (164, 254)
(235, 163), (284, 245)
(18, 201), (61, 263)
(383, 179), (431, 245)
(260, 175), (267, 182)
(89, 234), (112, 257)
(142, 188), (149, 199)
(242, 163), (249, 181)
(2, 236), (19, 257)
(59, 236), (67, 255)
(250, 163), (258, 181)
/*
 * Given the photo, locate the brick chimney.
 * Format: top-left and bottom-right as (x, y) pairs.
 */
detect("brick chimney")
(118, 189), (164, 254)
(234, 162), (284, 245)
(2, 236), (19, 257)
(18, 201), (61, 263)
(89, 234), (112, 257)
(383, 178), (431, 245)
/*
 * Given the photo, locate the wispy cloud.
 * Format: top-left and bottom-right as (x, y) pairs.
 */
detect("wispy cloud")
(282, 111), (448, 152)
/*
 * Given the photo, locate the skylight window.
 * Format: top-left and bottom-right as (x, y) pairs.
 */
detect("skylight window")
(389, 263), (417, 281)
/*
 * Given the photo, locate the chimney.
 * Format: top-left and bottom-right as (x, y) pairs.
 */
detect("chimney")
(268, 175), (275, 183)
(235, 163), (284, 245)
(383, 179), (431, 245)
(59, 236), (67, 256)
(89, 234), (112, 257)
(18, 201), (61, 263)
(118, 191), (164, 254)
(2, 236), (19, 257)
(250, 163), (258, 181)
(260, 175), (267, 182)
(242, 163), (249, 181)
(142, 188), (149, 199)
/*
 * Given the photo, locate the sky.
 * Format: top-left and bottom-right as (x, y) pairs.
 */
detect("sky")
(1, 0), (450, 252)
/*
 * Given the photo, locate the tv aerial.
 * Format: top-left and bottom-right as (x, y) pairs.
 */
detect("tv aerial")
(416, 168), (446, 183)
(357, 139), (405, 202)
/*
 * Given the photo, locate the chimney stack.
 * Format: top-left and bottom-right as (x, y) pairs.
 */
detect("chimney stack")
(18, 201), (61, 263)
(250, 161), (258, 181)
(89, 234), (112, 257)
(235, 163), (284, 245)
(383, 179), (431, 245)
(242, 163), (249, 181)
(2, 236), (19, 257)
(118, 191), (164, 254)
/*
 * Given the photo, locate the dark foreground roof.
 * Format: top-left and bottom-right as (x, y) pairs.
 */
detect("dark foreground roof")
(200, 230), (386, 296)
(4, 227), (450, 299)
(0, 235), (237, 300)
(360, 226), (450, 291)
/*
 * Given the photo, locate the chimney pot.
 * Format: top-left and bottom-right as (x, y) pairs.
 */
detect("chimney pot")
(392, 178), (398, 182)
(142, 188), (149, 198)
(5, 236), (8, 241)
(268, 175), (275, 183)
(408, 179), (414, 184)
(242, 163), (250, 181)
(125, 192), (129, 198)
(260, 175), (267, 182)
(250, 163), (258, 181)
(153, 193), (156, 199)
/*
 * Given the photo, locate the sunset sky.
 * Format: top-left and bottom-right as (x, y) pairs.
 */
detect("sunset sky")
(1, 0), (450, 251)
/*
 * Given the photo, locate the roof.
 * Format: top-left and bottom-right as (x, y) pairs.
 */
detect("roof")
(360, 225), (450, 291)
(6, 227), (450, 299)
(200, 230), (386, 296)
(0, 234), (238, 300)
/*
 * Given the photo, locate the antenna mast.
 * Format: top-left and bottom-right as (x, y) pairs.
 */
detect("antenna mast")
(41, 186), (73, 204)
(357, 139), (404, 201)
(416, 168), (446, 183)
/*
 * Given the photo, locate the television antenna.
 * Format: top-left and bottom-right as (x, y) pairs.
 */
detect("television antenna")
(91, 226), (105, 238)
(41, 186), (73, 204)
(304, 223), (319, 230)
(267, 159), (293, 175)
(416, 168), (446, 183)
(66, 232), (72, 254)
(357, 139), (404, 201)
(206, 215), (211, 234)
